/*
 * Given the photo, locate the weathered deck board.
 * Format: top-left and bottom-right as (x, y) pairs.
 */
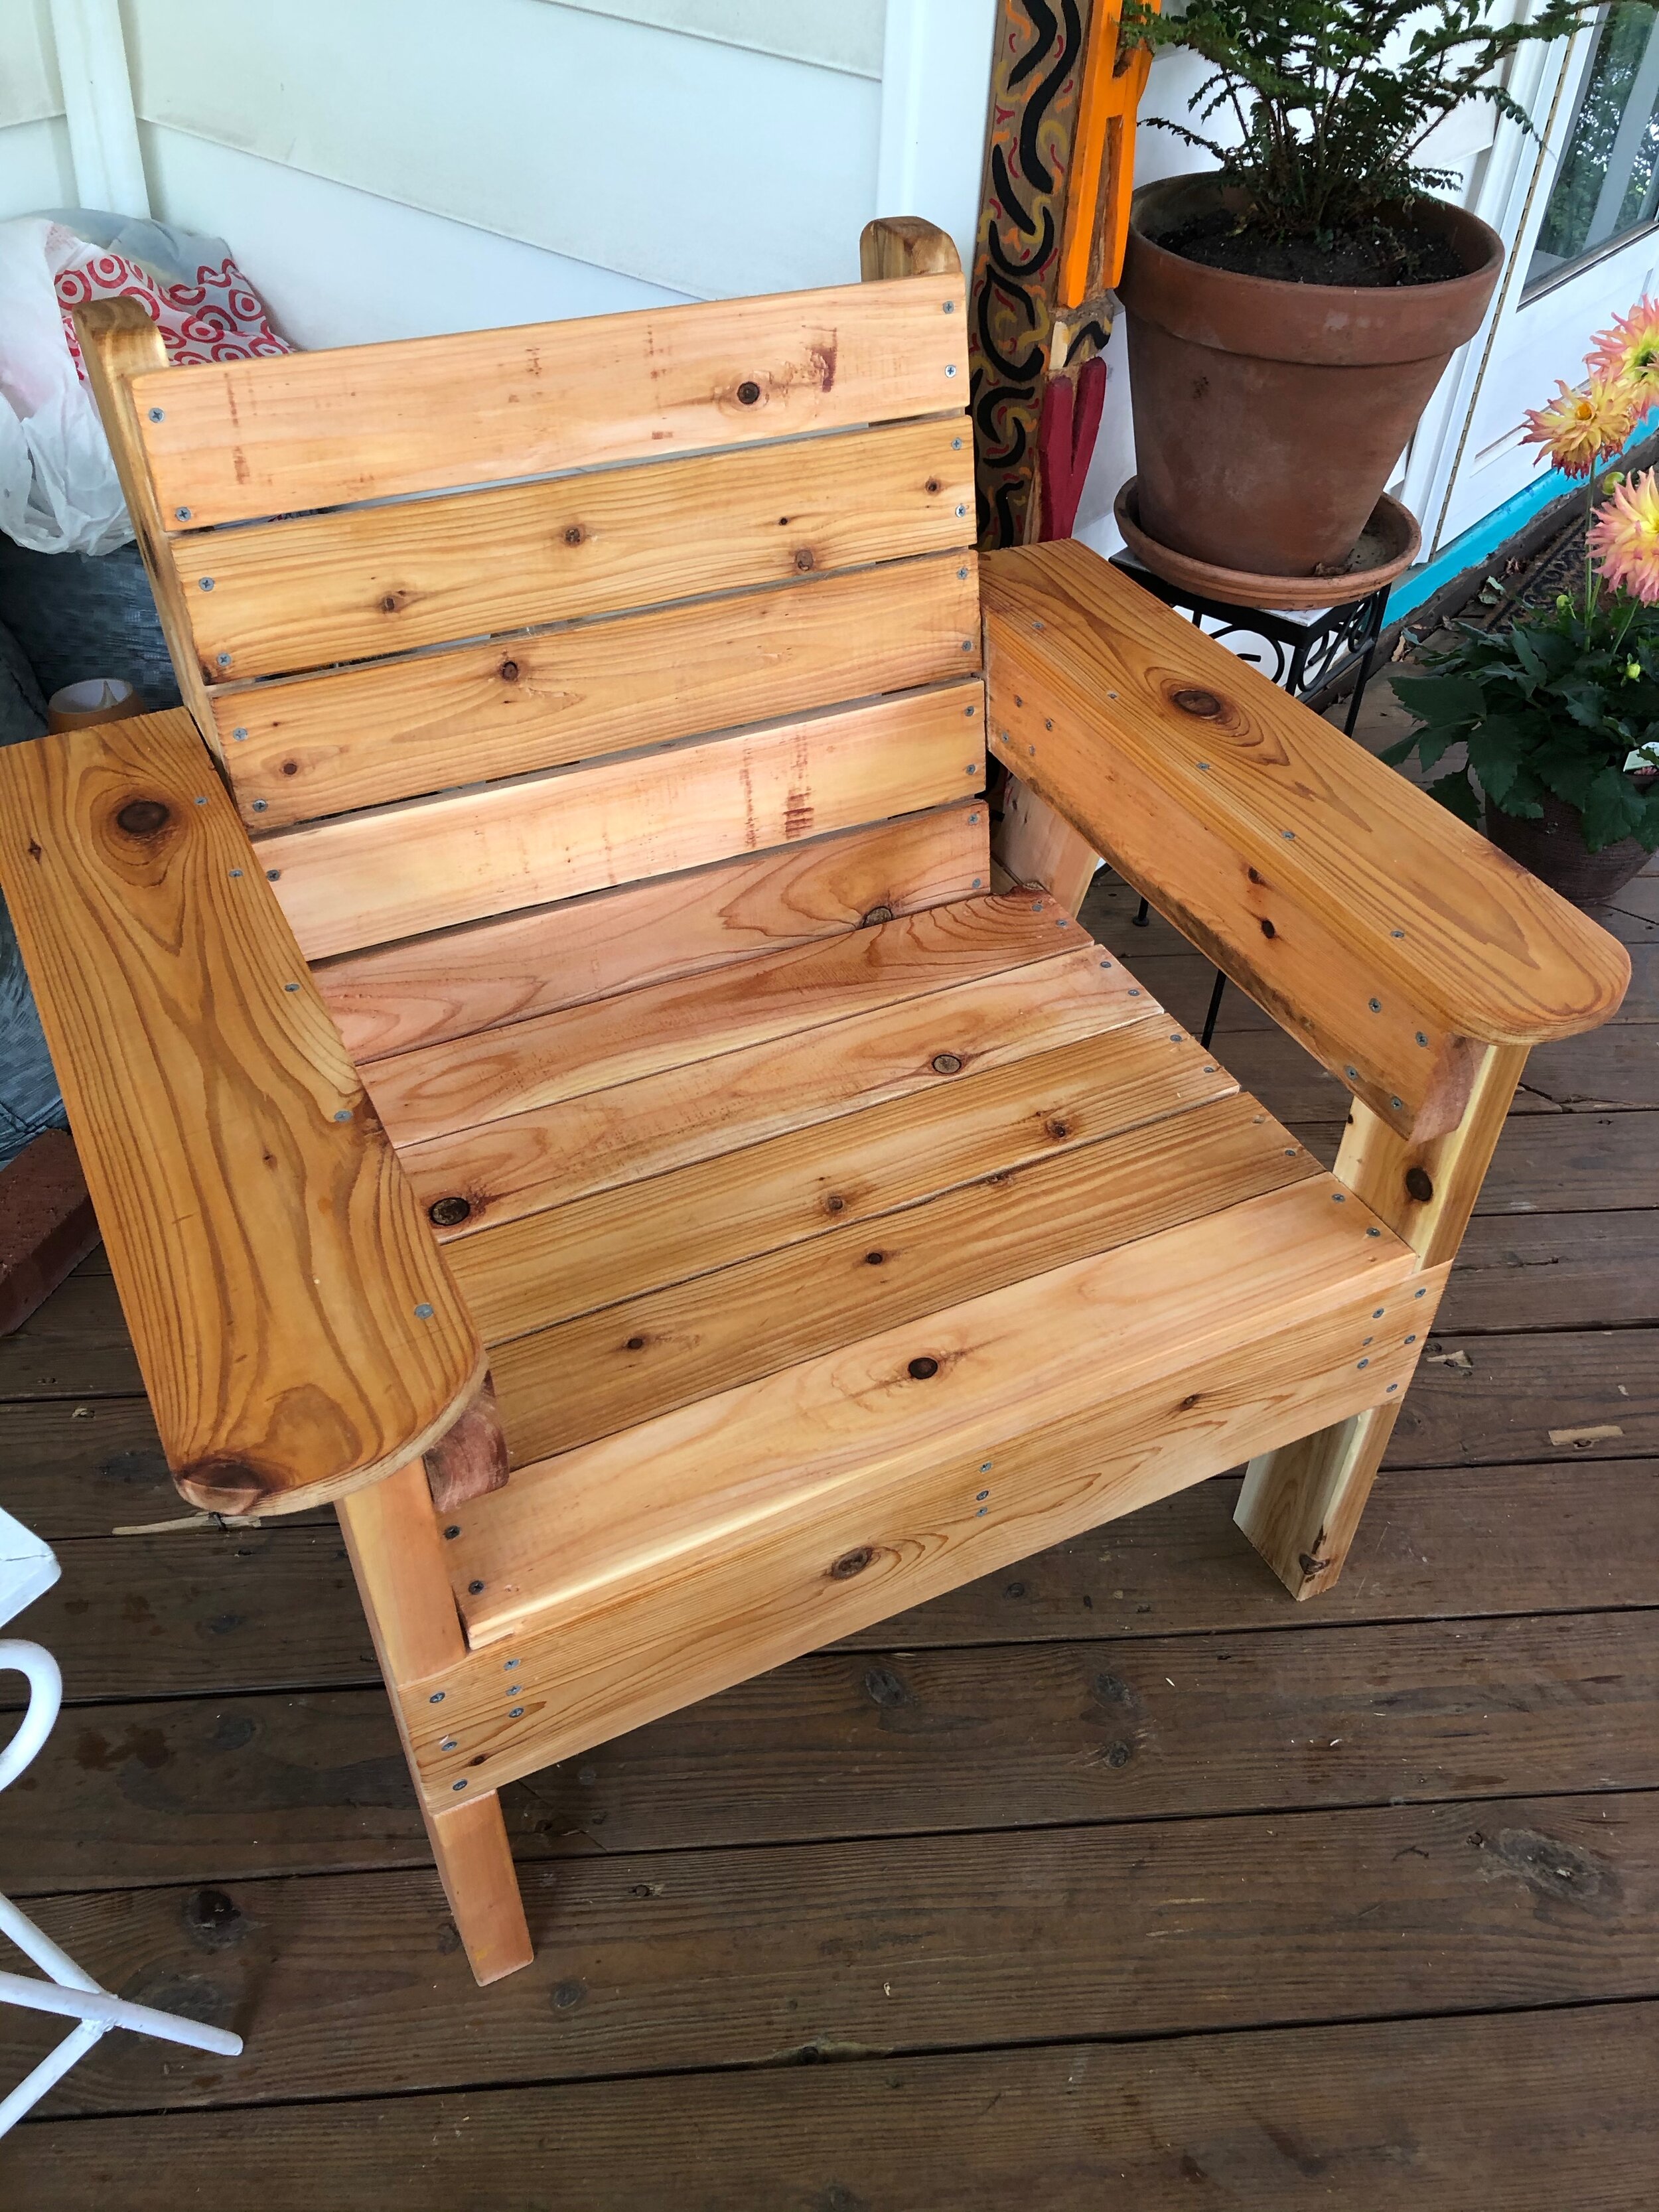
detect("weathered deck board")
(13, 2002), (1658, 2212)
(5, 1792), (1657, 2114)
(9, 1460), (1659, 1714)
(5, 1611), (1656, 1890)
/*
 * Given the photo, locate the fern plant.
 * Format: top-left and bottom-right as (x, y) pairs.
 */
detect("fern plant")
(1121, 0), (1639, 240)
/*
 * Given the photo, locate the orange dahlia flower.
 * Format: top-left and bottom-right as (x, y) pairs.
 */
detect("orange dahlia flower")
(1589, 295), (1659, 398)
(1588, 468), (1659, 604)
(1521, 374), (1642, 479)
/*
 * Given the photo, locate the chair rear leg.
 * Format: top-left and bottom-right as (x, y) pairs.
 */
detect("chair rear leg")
(338, 1457), (532, 1984)
(1236, 1044), (1527, 1601)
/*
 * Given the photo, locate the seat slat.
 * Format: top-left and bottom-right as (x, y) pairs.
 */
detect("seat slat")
(132, 272), (968, 531)
(441, 1001), (1227, 1344)
(367, 893), (1074, 1151)
(181, 418), (973, 684)
(317, 806), (987, 1063)
(262, 682), (984, 960)
(414, 1272), (1445, 1795)
(492, 1090), (1320, 1463)
(398, 948), (1159, 1244)
(450, 1177), (1420, 1646)
(216, 553), (979, 831)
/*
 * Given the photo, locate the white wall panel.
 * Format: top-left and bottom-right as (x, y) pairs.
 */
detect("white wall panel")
(121, 0), (882, 299)
(543, 0), (883, 77)
(139, 126), (690, 347)
(0, 0), (63, 130)
(0, 115), (76, 218)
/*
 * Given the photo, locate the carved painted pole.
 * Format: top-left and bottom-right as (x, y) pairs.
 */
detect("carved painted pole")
(972, 0), (1153, 907)
(970, 0), (1152, 549)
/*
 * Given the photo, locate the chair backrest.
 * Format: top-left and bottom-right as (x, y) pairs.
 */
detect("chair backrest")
(78, 265), (987, 1023)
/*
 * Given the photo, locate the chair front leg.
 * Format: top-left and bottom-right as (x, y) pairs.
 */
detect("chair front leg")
(1236, 1043), (1528, 1600)
(338, 1458), (533, 1983)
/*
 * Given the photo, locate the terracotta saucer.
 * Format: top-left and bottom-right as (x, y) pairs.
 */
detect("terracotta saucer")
(1113, 478), (1421, 612)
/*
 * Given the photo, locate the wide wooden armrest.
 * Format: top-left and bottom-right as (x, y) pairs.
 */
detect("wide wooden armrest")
(0, 709), (484, 1518)
(983, 540), (1629, 1139)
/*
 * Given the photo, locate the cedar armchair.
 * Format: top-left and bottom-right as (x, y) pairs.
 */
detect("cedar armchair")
(0, 221), (1625, 1985)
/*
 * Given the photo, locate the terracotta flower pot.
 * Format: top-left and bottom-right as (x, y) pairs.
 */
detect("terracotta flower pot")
(1116, 176), (1504, 578)
(1485, 782), (1656, 909)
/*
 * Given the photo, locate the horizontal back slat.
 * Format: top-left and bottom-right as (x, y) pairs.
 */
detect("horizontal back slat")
(315, 806), (988, 1063)
(180, 417), (972, 684)
(263, 682), (985, 960)
(132, 274), (967, 530)
(218, 552), (978, 830)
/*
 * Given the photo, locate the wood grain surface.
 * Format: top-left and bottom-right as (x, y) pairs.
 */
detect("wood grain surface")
(983, 542), (1630, 1053)
(260, 681), (985, 959)
(180, 417), (974, 682)
(131, 271), (968, 530)
(216, 552), (979, 828)
(0, 710), (481, 1514)
(315, 804), (988, 1063)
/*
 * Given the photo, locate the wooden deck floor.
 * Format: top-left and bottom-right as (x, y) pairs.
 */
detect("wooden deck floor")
(1, 855), (1656, 2207)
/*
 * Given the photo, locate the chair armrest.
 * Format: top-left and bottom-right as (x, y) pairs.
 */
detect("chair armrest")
(0, 709), (484, 1517)
(983, 540), (1630, 1138)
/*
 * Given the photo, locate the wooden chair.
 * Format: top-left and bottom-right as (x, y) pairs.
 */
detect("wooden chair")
(0, 221), (1626, 1987)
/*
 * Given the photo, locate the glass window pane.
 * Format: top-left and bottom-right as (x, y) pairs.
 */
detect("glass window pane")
(1527, 2), (1659, 294)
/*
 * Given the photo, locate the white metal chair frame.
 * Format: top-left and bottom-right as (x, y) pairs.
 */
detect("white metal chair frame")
(0, 1505), (242, 2135)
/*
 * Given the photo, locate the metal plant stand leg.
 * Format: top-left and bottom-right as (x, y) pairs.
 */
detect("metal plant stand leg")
(1110, 558), (1393, 1041)
(0, 1507), (243, 2134)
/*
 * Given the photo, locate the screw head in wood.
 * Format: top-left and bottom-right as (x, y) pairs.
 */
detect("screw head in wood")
(198, 577), (214, 591)
(737, 380), (761, 404)
(908, 1356), (940, 1380)
(444, 1525), (461, 1540)
(148, 407), (164, 421)
(468, 1580), (485, 1595)
(451, 1779), (468, 1791)
(945, 364), (957, 376)
(429, 1692), (445, 1704)
(333, 1108), (352, 1122)
(932, 1053), (962, 1074)
(414, 1301), (435, 1317)
(232, 727), (248, 740)
(252, 798), (267, 811)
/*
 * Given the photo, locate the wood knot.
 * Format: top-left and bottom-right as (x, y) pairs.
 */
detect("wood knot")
(823, 1193), (847, 1215)
(1171, 688), (1224, 718)
(828, 1546), (874, 1580)
(865, 1250), (885, 1266)
(115, 798), (171, 837)
(380, 594), (401, 614)
(281, 759), (299, 776)
(907, 1355), (939, 1380)
(1405, 1166), (1435, 1203)
(428, 1195), (472, 1228)
(624, 1335), (646, 1352)
(499, 659), (520, 682)
(1045, 1118), (1069, 1140)
(862, 904), (895, 925)
(737, 380), (762, 405)
(1260, 917), (1276, 938)
(564, 525), (585, 547)
(925, 477), (941, 494)
(931, 1053), (963, 1075)
(794, 548), (816, 571)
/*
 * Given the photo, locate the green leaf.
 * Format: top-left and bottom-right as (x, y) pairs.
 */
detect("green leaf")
(1423, 767), (1482, 826)
(1579, 772), (1646, 854)
(1389, 672), (1484, 727)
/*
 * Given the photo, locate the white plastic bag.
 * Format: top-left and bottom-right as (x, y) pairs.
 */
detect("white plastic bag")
(0, 212), (288, 559)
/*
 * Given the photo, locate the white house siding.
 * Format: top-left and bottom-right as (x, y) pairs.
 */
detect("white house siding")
(0, 0), (75, 218)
